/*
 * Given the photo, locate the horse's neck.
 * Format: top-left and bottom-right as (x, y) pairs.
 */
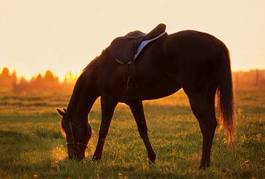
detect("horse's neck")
(66, 70), (98, 118)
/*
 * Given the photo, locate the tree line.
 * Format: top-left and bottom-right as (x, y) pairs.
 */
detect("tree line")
(0, 67), (265, 95)
(0, 67), (75, 95)
(233, 69), (265, 90)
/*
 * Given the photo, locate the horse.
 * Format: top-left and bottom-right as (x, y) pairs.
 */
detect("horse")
(57, 29), (234, 169)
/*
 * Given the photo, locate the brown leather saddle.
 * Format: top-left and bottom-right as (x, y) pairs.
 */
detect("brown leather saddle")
(108, 23), (167, 64)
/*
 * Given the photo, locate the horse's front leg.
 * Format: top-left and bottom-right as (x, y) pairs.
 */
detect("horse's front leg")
(92, 96), (117, 161)
(127, 100), (156, 163)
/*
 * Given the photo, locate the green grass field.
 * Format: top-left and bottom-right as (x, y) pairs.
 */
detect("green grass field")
(0, 90), (264, 178)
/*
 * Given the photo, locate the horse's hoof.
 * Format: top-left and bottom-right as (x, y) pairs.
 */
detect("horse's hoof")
(148, 160), (156, 166)
(199, 164), (209, 170)
(148, 156), (156, 165)
(148, 153), (156, 163)
(92, 156), (101, 161)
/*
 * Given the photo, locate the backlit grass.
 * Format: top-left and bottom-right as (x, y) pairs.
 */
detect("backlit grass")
(0, 90), (264, 178)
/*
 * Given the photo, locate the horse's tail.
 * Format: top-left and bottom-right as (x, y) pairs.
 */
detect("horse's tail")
(217, 45), (234, 145)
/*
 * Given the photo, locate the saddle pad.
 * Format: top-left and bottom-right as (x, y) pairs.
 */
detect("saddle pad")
(134, 31), (167, 60)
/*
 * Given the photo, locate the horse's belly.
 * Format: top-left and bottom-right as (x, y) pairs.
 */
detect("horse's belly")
(120, 78), (181, 101)
(140, 83), (180, 100)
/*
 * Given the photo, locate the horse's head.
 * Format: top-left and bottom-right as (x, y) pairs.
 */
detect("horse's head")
(57, 108), (91, 160)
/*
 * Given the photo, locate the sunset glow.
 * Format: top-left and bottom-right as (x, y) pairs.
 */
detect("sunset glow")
(1, 0), (265, 79)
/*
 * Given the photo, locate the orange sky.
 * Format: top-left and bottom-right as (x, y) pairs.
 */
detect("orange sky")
(1, 0), (265, 79)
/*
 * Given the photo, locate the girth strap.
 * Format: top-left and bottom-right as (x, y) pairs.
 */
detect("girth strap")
(126, 63), (137, 89)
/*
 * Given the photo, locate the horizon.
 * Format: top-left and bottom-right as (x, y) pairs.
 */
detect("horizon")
(1, 0), (265, 79)
(1, 66), (265, 82)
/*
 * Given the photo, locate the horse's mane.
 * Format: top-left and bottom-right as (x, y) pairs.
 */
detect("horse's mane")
(66, 49), (108, 114)
(83, 48), (108, 72)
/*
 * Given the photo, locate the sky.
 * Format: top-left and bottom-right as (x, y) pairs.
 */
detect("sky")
(0, 0), (265, 79)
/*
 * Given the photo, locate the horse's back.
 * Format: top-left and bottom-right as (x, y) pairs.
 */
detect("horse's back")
(166, 30), (226, 61)
(93, 30), (229, 100)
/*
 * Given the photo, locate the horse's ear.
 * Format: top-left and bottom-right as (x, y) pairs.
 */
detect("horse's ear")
(57, 108), (65, 117)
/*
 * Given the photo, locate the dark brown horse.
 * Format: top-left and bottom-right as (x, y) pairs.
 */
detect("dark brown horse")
(57, 29), (233, 169)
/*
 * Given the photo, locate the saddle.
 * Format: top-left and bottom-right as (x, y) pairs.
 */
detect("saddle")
(109, 23), (167, 64)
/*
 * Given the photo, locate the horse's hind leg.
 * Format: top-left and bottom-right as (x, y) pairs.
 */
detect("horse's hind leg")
(185, 89), (217, 169)
(127, 100), (156, 163)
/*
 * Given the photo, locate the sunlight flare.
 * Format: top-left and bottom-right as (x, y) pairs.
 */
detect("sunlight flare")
(51, 145), (67, 163)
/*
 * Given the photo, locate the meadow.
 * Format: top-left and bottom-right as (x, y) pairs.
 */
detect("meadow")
(0, 90), (264, 178)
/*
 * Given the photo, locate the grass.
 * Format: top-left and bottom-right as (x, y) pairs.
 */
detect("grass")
(0, 90), (265, 178)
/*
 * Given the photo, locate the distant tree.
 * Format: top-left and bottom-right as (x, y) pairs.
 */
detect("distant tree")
(13, 77), (28, 93)
(44, 70), (58, 82)
(255, 69), (259, 86)
(63, 71), (77, 84)
(0, 67), (18, 91)
(2, 67), (10, 76)
(11, 71), (17, 83)
(35, 74), (42, 81)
